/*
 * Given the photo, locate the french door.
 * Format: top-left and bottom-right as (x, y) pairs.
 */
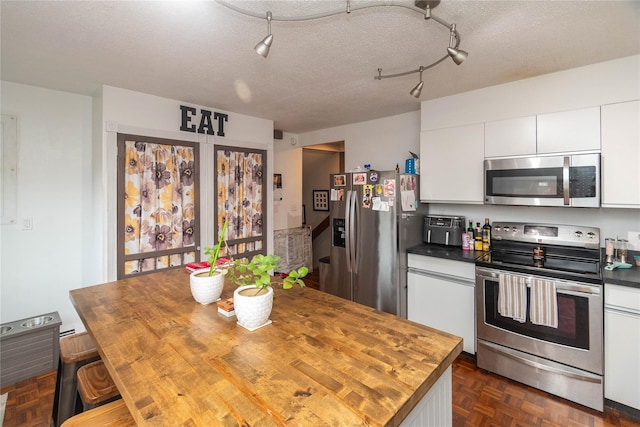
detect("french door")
(116, 134), (199, 278)
(214, 146), (266, 260)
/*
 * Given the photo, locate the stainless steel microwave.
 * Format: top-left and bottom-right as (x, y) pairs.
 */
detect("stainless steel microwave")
(484, 153), (600, 207)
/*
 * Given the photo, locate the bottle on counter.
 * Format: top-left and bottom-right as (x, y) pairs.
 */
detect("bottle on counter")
(462, 233), (471, 250)
(482, 218), (492, 252)
(474, 222), (483, 251)
(467, 220), (474, 241)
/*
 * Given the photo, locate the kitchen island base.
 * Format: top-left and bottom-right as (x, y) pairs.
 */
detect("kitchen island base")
(400, 366), (452, 427)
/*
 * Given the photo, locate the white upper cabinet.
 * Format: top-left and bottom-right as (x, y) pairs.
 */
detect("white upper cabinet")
(420, 123), (484, 204)
(484, 116), (537, 158)
(601, 100), (640, 207)
(537, 107), (601, 154)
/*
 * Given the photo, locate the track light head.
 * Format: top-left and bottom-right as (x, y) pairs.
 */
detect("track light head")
(447, 47), (468, 65)
(410, 81), (424, 98)
(255, 34), (273, 58)
(446, 24), (467, 65)
(410, 66), (425, 98)
(255, 11), (273, 58)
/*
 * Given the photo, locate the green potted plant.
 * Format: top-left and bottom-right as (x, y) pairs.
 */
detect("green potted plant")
(228, 254), (308, 331)
(189, 219), (229, 305)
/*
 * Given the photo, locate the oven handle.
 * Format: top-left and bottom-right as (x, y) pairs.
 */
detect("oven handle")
(475, 267), (601, 295)
(480, 340), (602, 384)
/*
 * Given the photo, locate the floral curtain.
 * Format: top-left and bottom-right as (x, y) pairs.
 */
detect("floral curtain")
(123, 140), (196, 275)
(216, 148), (264, 258)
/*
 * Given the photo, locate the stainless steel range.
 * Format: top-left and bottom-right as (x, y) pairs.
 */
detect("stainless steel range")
(475, 222), (603, 411)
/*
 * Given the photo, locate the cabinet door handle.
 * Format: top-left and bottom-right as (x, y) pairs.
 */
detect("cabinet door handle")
(605, 305), (640, 317)
(408, 268), (474, 287)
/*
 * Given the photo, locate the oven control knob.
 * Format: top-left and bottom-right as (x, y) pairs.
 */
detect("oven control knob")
(575, 231), (583, 238)
(503, 226), (509, 231)
(587, 232), (596, 240)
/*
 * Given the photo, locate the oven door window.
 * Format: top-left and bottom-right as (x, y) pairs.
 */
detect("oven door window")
(484, 279), (590, 349)
(486, 167), (563, 198)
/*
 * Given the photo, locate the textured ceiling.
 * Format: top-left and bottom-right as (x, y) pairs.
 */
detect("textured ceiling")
(1, 1), (639, 134)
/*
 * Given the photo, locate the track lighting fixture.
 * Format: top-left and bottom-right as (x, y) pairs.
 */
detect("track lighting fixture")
(254, 11), (273, 58)
(410, 67), (425, 98)
(447, 24), (468, 65)
(217, 0), (468, 97)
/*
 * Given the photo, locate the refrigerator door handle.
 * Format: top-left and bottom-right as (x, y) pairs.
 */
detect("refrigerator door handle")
(345, 190), (352, 273)
(351, 190), (358, 275)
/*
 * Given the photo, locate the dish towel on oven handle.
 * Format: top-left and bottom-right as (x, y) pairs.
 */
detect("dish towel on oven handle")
(498, 273), (527, 323)
(529, 278), (558, 328)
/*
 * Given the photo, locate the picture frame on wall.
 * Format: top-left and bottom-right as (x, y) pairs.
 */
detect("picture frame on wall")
(313, 190), (329, 211)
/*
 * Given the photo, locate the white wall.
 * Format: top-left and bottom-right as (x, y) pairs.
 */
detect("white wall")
(0, 82), (94, 332)
(273, 131), (303, 230)
(429, 205), (640, 248)
(0, 83), (276, 332)
(299, 111), (420, 172)
(421, 55), (640, 247)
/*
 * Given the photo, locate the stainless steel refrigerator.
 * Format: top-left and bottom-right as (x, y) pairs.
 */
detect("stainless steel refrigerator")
(327, 170), (426, 318)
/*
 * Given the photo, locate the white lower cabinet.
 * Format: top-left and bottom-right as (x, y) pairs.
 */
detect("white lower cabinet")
(407, 254), (475, 354)
(604, 284), (640, 410)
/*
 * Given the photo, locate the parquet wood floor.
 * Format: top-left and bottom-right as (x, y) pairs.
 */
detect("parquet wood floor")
(453, 353), (640, 427)
(1, 350), (638, 426)
(0, 370), (56, 427)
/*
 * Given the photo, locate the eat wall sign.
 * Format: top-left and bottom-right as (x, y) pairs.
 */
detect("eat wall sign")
(179, 105), (228, 137)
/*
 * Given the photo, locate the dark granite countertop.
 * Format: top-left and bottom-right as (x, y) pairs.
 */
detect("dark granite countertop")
(407, 243), (484, 263)
(602, 249), (640, 289)
(603, 266), (640, 288)
(407, 244), (640, 289)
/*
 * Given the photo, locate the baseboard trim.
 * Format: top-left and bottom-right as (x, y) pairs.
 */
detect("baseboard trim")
(605, 398), (640, 422)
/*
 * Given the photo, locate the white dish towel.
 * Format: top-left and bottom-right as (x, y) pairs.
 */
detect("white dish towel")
(530, 278), (558, 328)
(498, 273), (527, 323)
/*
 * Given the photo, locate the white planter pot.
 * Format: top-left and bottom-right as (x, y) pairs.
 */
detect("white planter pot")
(234, 285), (274, 331)
(189, 268), (226, 305)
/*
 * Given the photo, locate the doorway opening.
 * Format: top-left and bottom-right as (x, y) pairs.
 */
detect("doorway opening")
(302, 141), (344, 274)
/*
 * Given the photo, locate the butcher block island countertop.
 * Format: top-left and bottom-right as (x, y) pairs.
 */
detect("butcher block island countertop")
(70, 268), (462, 426)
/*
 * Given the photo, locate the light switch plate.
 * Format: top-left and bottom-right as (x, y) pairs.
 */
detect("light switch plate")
(22, 216), (33, 230)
